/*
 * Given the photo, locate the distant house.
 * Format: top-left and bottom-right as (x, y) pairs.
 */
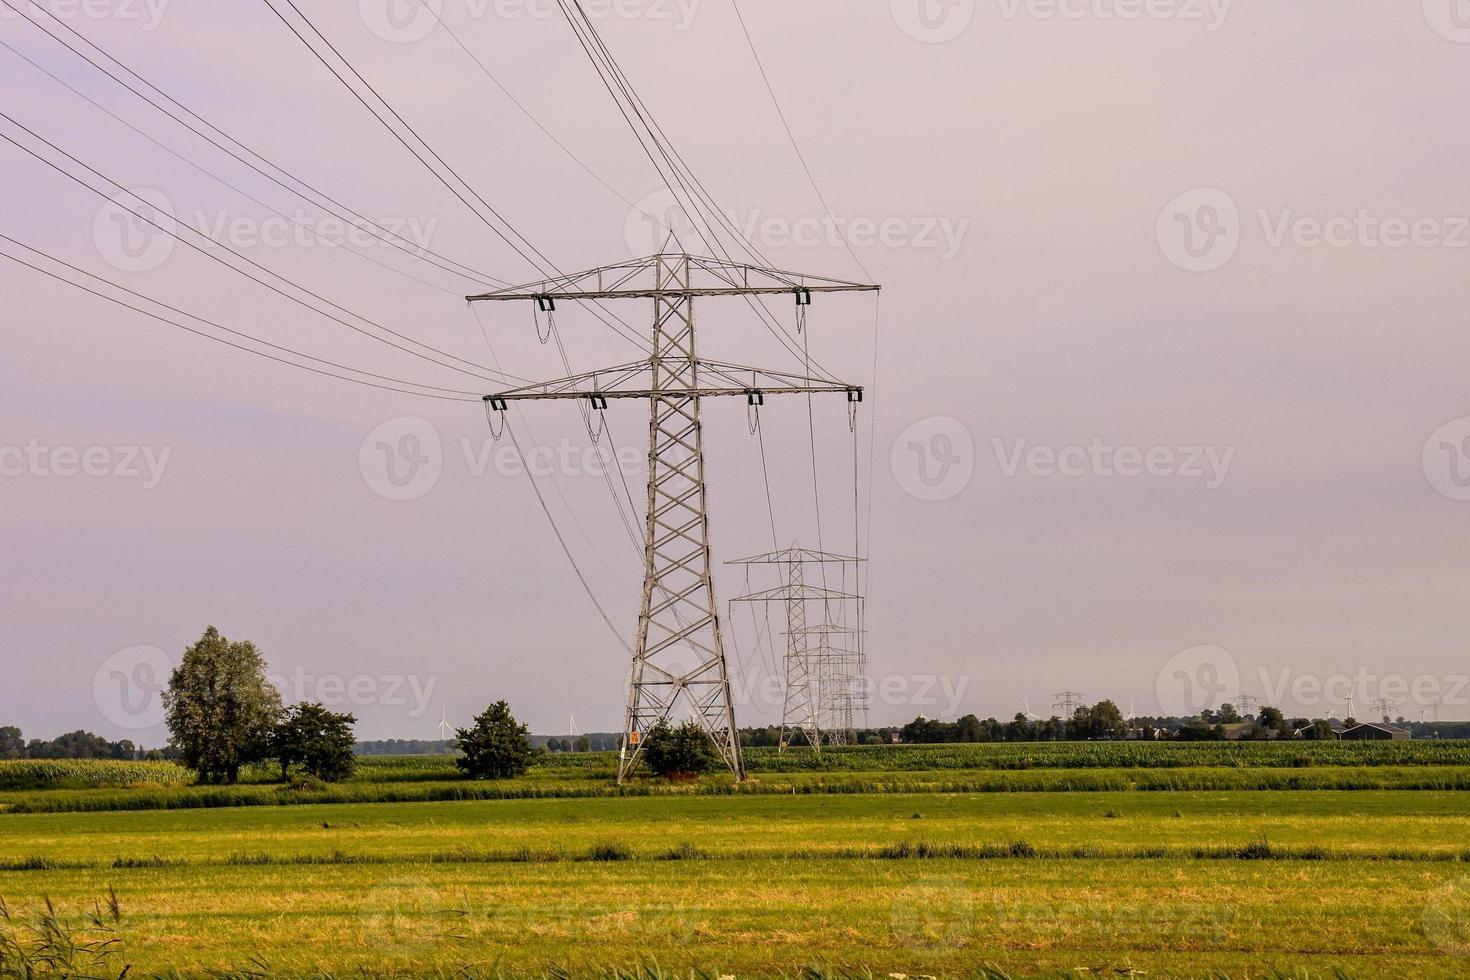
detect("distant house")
(1339, 722), (1411, 741)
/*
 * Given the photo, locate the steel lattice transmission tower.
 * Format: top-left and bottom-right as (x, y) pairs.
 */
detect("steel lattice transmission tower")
(470, 252), (877, 783)
(728, 547), (866, 752)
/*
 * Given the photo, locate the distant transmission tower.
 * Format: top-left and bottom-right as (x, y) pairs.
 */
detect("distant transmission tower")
(1368, 697), (1404, 722)
(473, 251), (876, 783)
(1231, 695), (1260, 717)
(1052, 692), (1086, 717)
(729, 547), (866, 752)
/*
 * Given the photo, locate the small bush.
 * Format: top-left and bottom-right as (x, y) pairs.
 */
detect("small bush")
(641, 720), (719, 778)
(585, 842), (635, 862)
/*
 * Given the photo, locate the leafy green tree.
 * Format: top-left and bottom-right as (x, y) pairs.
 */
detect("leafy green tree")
(0, 727), (24, 759)
(575, 735), (591, 752)
(163, 626), (283, 784)
(1217, 702), (1243, 724)
(455, 701), (532, 780)
(641, 719), (719, 777)
(1090, 700), (1127, 739)
(273, 703), (357, 782)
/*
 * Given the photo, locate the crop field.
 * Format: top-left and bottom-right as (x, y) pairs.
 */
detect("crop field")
(4, 744), (1470, 977)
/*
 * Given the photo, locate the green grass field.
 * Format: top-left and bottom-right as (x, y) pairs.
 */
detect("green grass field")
(4, 745), (1470, 977)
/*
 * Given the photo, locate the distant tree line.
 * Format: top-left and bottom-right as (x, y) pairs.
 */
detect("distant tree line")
(0, 727), (160, 761)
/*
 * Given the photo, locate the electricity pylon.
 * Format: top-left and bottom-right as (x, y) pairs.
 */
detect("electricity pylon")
(728, 546), (865, 752)
(1052, 692), (1086, 717)
(470, 251), (877, 783)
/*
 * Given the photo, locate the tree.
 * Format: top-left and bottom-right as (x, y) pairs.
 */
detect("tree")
(575, 735), (591, 752)
(641, 719), (718, 777)
(273, 703), (357, 782)
(0, 727), (23, 759)
(1090, 700), (1127, 739)
(163, 626), (283, 784)
(1216, 702), (1243, 724)
(455, 701), (532, 780)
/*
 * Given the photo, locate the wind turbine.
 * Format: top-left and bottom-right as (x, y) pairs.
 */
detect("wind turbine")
(437, 706), (453, 742)
(1022, 699), (1042, 722)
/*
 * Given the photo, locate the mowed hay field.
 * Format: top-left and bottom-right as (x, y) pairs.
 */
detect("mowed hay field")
(4, 746), (1470, 977)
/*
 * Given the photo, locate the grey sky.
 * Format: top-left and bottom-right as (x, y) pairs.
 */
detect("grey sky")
(3, 0), (1469, 741)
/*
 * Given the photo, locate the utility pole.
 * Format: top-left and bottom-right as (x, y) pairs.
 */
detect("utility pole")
(728, 546), (865, 752)
(470, 251), (877, 783)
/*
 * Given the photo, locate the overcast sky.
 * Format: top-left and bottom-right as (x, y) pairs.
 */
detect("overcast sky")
(3, 0), (1469, 742)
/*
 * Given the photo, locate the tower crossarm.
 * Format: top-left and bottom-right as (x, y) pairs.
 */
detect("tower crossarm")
(466, 252), (880, 303)
(483, 358), (862, 404)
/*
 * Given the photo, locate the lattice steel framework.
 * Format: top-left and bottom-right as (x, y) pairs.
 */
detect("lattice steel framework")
(470, 252), (877, 782)
(729, 547), (866, 753)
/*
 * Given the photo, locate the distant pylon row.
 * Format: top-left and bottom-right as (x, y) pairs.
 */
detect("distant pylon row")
(729, 546), (867, 752)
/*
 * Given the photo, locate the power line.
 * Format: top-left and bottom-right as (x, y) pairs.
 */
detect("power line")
(0, 235), (479, 401)
(0, 0), (506, 290)
(0, 38), (479, 301)
(408, 0), (655, 221)
(729, 0), (874, 283)
(260, 0), (656, 356)
(0, 112), (523, 387)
